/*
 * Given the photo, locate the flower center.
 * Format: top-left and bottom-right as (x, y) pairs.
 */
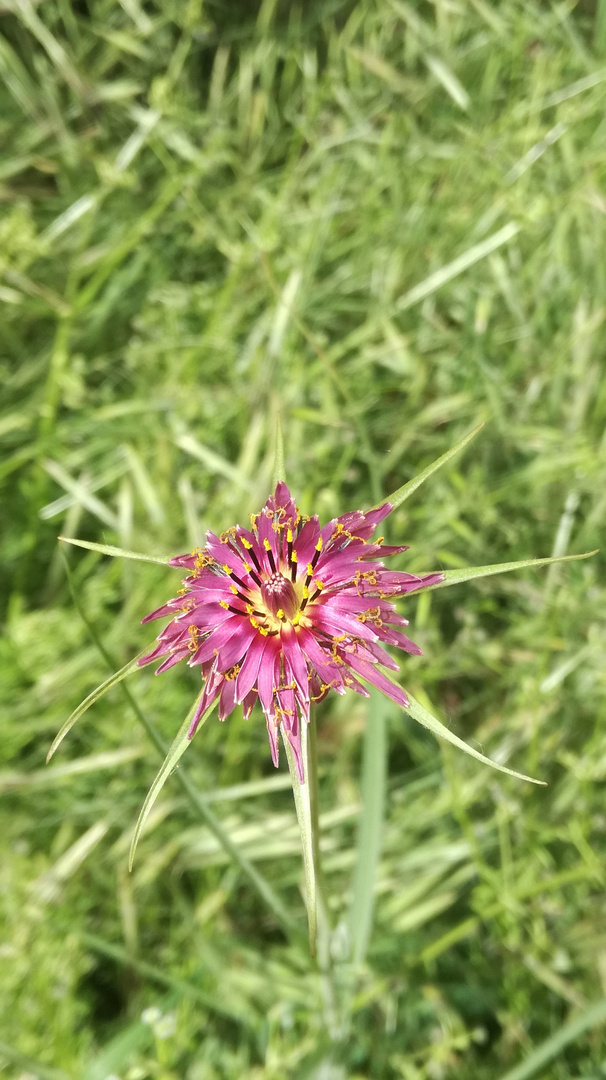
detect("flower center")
(261, 572), (299, 621)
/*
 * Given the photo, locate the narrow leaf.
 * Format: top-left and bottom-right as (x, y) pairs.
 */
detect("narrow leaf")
(272, 412), (286, 487)
(45, 459), (119, 529)
(282, 722), (317, 956)
(81, 932), (255, 1027)
(0, 1039), (71, 1080)
(411, 550), (599, 593)
(396, 222), (520, 310)
(349, 688), (388, 964)
(404, 691), (545, 785)
(497, 997), (606, 1080)
(175, 433), (253, 490)
(129, 691), (216, 870)
(47, 647), (152, 763)
(371, 422), (484, 511)
(59, 536), (172, 564)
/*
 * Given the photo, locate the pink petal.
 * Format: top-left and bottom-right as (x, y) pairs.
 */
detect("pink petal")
(359, 640), (399, 670)
(218, 677), (237, 721)
(188, 673), (221, 738)
(379, 626), (423, 655)
(137, 641), (170, 666)
(296, 627), (345, 689)
(361, 543), (409, 559)
(141, 600), (182, 624)
(257, 636), (280, 713)
(216, 619), (258, 670)
(242, 689), (257, 720)
(190, 615), (242, 664)
(168, 552), (198, 568)
(292, 516), (321, 572)
(189, 602), (235, 630)
(311, 606), (379, 642)
(280, 626), (310, 705)
(345, 653), (409, 708)
(266, 713), (280, 768)
(266, 481), (296, 516)
(235, 632), (267, 703)
(256, 510), (279, 571)
(205, 532), (250, 579)
(155, 648), (189, 673)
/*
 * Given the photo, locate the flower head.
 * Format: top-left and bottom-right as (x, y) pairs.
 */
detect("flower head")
(139, 483), (443, 779)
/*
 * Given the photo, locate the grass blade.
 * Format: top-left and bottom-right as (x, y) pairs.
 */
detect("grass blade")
(59, 536), (172, 564)
(129, 690), (215, 870)
(46, 647), (152, 762)
(396, 222), (520, 310)
(412, 550), (599, 592)
(497, 997), (606, 1080)
(81, 932), (256, 1026)
(176, 768), (301, 939)
(44, 459), (119, 529)
(0, 1040), (70, 1080)
(404, 691), (545, 785)
(371, 422), (484, 511)
(349, 688), (388, 964)
(272, 411), (286, 487)
(594, 0), (606, 51)
(282, 719), (317, 956)
(175, 433), (253, 490)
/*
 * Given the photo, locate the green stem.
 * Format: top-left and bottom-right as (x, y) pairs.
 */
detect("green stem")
(307, 713), (325, 909)
(307, 715), (342, 1041)
(283, 720), (318, 954)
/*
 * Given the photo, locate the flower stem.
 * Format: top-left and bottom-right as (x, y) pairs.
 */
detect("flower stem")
(307, 714), (344, 1042)
(307, 712), (325, 908)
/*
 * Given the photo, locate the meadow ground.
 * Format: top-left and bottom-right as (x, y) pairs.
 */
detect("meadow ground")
(1, 1), (606, 1077)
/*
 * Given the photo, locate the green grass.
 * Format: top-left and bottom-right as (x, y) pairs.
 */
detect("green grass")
(1, 0), (606, 1076)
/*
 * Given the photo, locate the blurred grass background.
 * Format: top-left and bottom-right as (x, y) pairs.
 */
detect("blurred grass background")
(1, 0), (606, 1077)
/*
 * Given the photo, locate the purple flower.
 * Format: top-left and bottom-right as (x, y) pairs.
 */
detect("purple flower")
(139, 483), (443, 780)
